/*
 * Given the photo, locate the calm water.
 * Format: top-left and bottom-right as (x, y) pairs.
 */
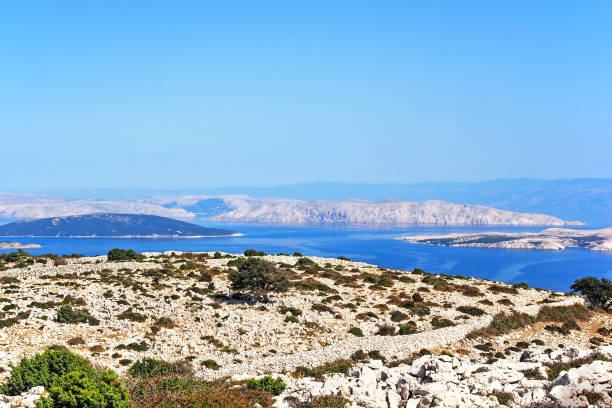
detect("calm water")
(2, 223), (611, 292)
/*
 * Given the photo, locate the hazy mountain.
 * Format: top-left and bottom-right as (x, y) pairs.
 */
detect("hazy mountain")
(205, 198), (583, 226)
(17, 178), (610, 226)
(0, 213), (235, 237)
(0, 193), (193, 220)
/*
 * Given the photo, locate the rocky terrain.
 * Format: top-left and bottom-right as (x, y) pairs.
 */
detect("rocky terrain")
(0, 251), (609, 407)
(400, 227), (612, 252)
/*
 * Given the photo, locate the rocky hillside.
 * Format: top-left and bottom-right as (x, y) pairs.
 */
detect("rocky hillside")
(0, 250), (609, 407)
(209, 198), (584, 226)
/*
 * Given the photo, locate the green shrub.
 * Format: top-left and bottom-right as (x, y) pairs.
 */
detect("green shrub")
(56, 305), (98, 325)
(202, 359), (220, 370)
(431, 317), (455, 328)
(296, 257), (318, 267)
(293, 360), (352, 379)
(457, 306), (485, 316)
(536, 304), (591, 323)
(5, 252), (21, 263)
(228, 258), (289, 299)
(245, 376), (286, 396)
(376, 325), (396, 336)
(398, 322), (417, 335)
(284, 315), (299, 323)
(0, 348), (128, 407)
(117, 310), (147, 322)
(513, 282), (530, 290)
(348, 327), (364, 337)
(279, 306), (302, 316)
(312, 303), (334, 314)
(570, 277), (612, 310)
(377, 276), (392, 287)
(107, 248), (143, 262)
(129, 358), (191, 378)
(243, 249), (266, 257)
(494, 391), (513, 406)
(390, 310), (408, 322)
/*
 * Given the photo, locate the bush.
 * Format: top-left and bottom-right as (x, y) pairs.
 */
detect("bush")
(376, 325), (396, 336)
(536, 304), (591, 323)
(56, 305), (98, 325)
(398, 322), (417, 335)
(0, 348), (128, 407)
(128, 377), (273, 408)
(348, 327), (364, 337)
(107, 248), (144, 262)
(431, 317), (455, 328)
(6, 252), (20, 263)
(457, 306), (485, 316)
(570, 277), (612, 310)
(284, 315), (299, 323)
(244, 249), (265, 257)
(245, 376), (286, 396)
(390, 311), (408, 322)
(292, 360), (352, 379)
(228, 258), (289, 300)
(296, 257), (318, 267)
(129, 358), (191, 378)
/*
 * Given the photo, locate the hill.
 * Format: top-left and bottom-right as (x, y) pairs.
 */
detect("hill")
(0, 251), (608, 407)
(0, 213), (235, 237)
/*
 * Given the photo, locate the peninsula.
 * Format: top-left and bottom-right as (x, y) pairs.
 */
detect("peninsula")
(399, 227), (612, 251)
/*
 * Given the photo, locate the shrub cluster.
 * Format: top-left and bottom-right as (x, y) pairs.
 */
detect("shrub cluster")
(1, 348), (128, 407)
(107, 248), (144, 262)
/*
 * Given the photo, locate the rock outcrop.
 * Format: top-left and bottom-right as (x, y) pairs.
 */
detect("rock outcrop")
(276, 346), (612, 408)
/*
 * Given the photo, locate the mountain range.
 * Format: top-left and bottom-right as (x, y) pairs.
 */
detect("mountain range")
(1, 178), (609, 226)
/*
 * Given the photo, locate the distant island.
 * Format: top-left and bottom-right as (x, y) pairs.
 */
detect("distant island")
(0, 213), (237, 238)
(0, 241), (41, 249)
(399, 227), (612, 251)
(205, 198), (585, 226)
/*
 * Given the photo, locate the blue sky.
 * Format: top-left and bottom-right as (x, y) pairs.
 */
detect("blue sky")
(1, 1), (610, 190)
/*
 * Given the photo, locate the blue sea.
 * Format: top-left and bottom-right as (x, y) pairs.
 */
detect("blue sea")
(2, 223), (611, 293)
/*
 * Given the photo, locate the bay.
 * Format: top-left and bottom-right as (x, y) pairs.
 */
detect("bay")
(2, 223), (610, 292)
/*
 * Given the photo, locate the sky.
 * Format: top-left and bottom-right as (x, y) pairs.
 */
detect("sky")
(1, 1), (611, 191)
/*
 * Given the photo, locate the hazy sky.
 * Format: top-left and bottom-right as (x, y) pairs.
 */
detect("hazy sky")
(1, 1), (610, 190)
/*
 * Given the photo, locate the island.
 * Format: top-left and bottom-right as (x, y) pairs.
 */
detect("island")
(0, 241), (41, 249)
(398, 227), (612, 251)
(0, 213), (238, 238)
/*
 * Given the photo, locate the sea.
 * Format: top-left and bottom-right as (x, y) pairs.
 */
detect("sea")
(1, 222), (611, 293)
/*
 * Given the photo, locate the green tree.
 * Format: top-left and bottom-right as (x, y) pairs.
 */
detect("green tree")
(228, 258), (288, 300)
(570, 277), (612, 310)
